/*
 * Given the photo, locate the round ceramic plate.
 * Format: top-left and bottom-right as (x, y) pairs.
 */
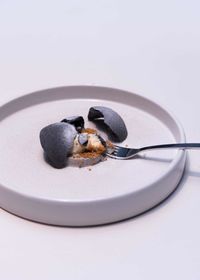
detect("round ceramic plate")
(0, 86), (186, 226)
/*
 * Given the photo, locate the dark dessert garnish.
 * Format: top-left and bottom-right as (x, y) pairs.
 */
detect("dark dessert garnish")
(88, 106), (128, 142)
(78, 134), (88, 146)
(61, 116), (84, 132)
(40, 122), (77, 168)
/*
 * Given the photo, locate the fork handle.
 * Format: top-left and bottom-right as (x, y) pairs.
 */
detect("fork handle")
(140, 143), (200, 152)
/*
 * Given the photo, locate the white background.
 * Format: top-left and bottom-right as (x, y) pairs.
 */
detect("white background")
(0, 1), (200, 279)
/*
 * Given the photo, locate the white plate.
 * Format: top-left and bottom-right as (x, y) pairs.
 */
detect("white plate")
(0, 86), (186, 226)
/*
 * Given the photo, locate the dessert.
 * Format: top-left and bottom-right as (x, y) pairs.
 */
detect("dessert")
(40, 106), (127, 169)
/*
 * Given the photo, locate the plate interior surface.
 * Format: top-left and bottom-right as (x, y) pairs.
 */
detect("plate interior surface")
(0, 87), (178, 202)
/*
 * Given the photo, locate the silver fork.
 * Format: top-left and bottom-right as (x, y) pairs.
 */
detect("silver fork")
(106, 143), (200, 159)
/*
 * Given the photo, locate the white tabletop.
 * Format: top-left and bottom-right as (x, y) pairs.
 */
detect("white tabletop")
(0, 1), (200, 279)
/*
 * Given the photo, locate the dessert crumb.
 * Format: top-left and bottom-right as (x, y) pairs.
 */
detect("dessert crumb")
(76, 151), (103, 159)
(125, 144), (128, 147)
(106, 140), (114, 148)
(88, 167), (92, 171)
(82, 128), (97, 134)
